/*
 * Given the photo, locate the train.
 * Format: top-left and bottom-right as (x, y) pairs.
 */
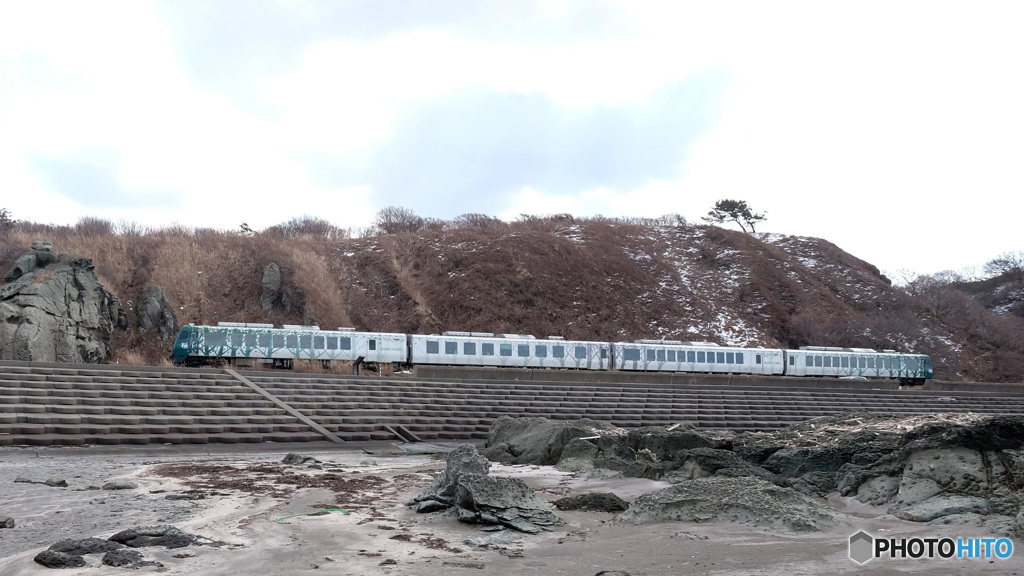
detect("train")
(170, 322), (935, 384)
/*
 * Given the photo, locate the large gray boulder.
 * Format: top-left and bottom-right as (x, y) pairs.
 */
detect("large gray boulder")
(137, 286), (178, 341)
(260, 263), (281, 311)
(1, 247), (127, 363)
(620, 476), (841, 533)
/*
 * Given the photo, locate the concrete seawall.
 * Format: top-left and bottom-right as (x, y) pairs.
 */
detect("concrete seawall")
(413, 365), (1024, 395)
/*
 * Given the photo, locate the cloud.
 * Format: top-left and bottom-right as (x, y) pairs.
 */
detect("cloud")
(31, 150), (180, 211)
(301, 69), (728, 218)
(152, 0), (631, 115)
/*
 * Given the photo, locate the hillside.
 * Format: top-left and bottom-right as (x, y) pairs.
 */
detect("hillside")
(2, 215), (1023, 382)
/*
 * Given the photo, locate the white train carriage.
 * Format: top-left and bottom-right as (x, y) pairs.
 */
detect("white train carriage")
(783, 346), (933, 383)
(613, 340), (786, 375)
(409, 332), (610, 370)
(172, 323), (408, 365)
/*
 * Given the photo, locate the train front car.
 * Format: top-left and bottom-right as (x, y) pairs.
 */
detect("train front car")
(170, 324), (202, 365)
(170, 323), (408, 367)
(409, 332), (610, 370)
(613, 340), (786, 375)
(784, 346), (934, 384)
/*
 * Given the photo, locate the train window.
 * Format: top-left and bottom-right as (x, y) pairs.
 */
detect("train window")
(287, 335), (298, 348)
(823, 356), (831, 368)
(708, 352), (716, 364)
(230, 333), (243, 347)
(687, 351), (696, 362)
(536, 345), (547, 357)
(464, 342), (476, 355)
(445, 342), (457, 354)
(840, 356), (849, 368)
(369, 339), (376, 351)
(482, 343), (494, 356)
(245, 334), (258, 347)
(575, 346), (587, 359)
(656, 350), (666, 362)
(697, 351), (705, 362)
(553, 345), (565, 358)
(326, 337), (338, 350)
(259, 334), (272, 347)
(177, 331), (188, 342)
(500, 344), (512, 357)
(726, 352), (735, 364)
(426, 341), (439, 354)
(907, 357), (918, 371)
(867, 357), (875, 369)
(814, 356), (822, 367)
(517, 344), (530, 357)
(601, 348), (607, 359)
(716, 352), (725, 363)
(314, 336), (325, 349)
(623, 349), (641, 361)
(300, 335), (312, 349)
(805, 356), (812, 367)
(273, 335), (285, 348)
(883, 358), (890, 370)
(667, 350), (676, 362)
(858, 357), (866, 369)
(646, 350), (656, 361)
(737, 352), (744, 364)
(206, 331), (226, 347)
(832, 356), (841, 367)
(340, 337), (351, 350)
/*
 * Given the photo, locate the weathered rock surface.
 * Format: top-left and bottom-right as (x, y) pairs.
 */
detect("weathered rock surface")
(410, 444), (563, 533)
(486, 413), (1024, 532)
(48, 538), (124, 556)
(108, 525), (197, 549)
(33, 527), (215, 570)
(0, 515), (14, 529)
(1, 244), (127, 363)
(620, 476), (841, 533)
(261, 263), (282, 311)
(137, 286), (178, 341)
(33, 549), (86, 569)
(482, 417), (618, 466)
(552, 493), (629, 512)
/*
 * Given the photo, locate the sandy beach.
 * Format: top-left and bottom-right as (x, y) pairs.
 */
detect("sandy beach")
(1, 441), (1022, 576)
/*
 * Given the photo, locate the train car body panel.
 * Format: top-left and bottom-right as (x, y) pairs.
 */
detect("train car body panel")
(409, 334), (610, 370)
(171, 325), (408, 364)
(783, 349), (933, 381)
(613, 342), (786, 375)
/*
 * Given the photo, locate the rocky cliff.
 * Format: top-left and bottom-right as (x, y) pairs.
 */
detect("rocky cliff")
(0, 242), (127, 363)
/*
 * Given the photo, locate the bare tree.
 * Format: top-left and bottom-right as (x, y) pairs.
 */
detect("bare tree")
(984, 251), (1024, 282)
(374, 206), (425, 234)
(701, 199), (766, 233)
(0, 208), (14, 235)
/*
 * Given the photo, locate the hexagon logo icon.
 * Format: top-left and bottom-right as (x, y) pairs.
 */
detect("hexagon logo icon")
(849, 531), (874, 564)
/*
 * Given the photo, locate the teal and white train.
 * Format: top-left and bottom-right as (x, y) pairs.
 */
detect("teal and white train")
(171, 323), (934, 384)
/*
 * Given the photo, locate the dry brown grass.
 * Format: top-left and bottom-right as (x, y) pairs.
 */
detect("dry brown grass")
(3, 215), (1024, 382)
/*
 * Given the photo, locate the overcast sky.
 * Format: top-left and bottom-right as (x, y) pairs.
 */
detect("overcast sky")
(2, 1), (1022, 277)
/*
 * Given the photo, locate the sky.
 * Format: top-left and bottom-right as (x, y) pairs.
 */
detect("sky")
(1, 1), (1022, 278)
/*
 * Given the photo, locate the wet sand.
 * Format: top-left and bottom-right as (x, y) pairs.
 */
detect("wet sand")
(1, 442), (1022, 576)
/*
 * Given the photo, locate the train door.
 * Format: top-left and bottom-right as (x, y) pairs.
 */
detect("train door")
(760, 350), (785, 375)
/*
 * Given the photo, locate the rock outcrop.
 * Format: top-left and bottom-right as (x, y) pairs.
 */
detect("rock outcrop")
(409, 444), (564, 534)
(484, 413), (1024, 535)
(0, 242), (127, 363)
(620, 476), (840, 533)
(260, 263), (281, 311)
(136, 286), (178, 341)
